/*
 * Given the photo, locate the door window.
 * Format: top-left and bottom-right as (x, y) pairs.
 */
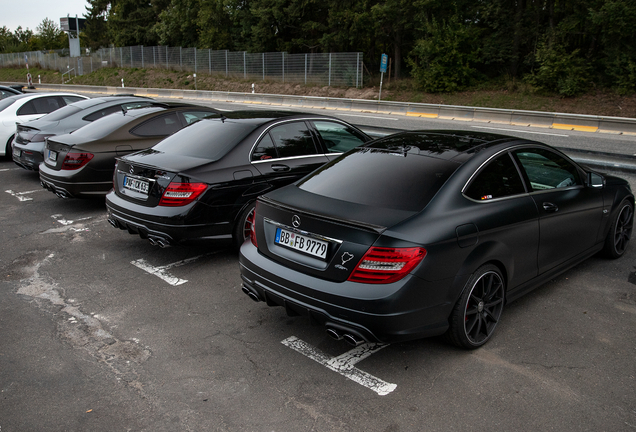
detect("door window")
(252, 133), (278, 161)
(131, 112), (182, 136)
(268, 122), (317, 158)
(312, 121), (367, 153)
(465, 153), (526, 200)
(514, 148), (582, 191)
(17, 97), (61, 115)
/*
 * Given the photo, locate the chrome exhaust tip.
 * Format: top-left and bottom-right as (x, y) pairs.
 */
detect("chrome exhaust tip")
(148, 237), (158, 246)
(342, 333), (364, 347)
(242, 285), (261, 302)
(156, 239), (170, 248)
(326, 328), (343, 341)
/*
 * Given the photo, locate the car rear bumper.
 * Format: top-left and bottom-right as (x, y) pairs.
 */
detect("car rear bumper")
(105, 191), (233, 245)
(12, 144), (44, 170)
(238, 241), (453, 344)
(39, 165), (112, 198)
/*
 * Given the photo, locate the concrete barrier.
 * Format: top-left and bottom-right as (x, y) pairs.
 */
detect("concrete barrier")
(510, 110), (555, 128)
(473, 107), (512, 124)
(438, 105), (475, 121)
(552, 113), (600, 132)
(5, 81), (636, 135)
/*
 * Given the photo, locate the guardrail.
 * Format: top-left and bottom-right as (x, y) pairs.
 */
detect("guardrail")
(6, 81), (636, 136)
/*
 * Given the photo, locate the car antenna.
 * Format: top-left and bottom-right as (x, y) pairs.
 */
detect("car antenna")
(121, 105), (128, 115)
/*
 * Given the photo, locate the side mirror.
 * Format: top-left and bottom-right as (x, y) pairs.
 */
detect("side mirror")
(587, 172), (604, 188)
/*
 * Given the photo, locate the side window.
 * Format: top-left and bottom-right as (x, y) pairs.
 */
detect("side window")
(17, 100), (37, 115)
(83, 105), (125, 122)
(131, 112), (182, 136)
(252, 133), (277, 161)
(465, 153), (526, 201)
(312, 121), (367, 153)
(181, 110), (216, 125)
(268, 122), (317, 158)
(35, 97), (61, 114)
(61, 96), (85, 105)
(514, 148), (582, 191)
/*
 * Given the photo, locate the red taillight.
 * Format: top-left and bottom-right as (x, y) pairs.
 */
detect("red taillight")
(61, 152), (94, 170)
(158, 182), (207, 206)
(347, 247), (427, 284)
(249, 209), (257, 247)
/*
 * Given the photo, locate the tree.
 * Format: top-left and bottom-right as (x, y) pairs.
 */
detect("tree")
(36, 18), (66, 50)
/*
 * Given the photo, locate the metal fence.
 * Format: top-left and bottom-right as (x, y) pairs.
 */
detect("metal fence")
(0, 46), (364, 88)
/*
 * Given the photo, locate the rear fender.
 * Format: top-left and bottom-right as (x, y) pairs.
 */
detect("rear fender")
(451, 240), (513, 300)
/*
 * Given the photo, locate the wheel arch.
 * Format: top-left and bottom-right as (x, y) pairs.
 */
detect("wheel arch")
(452, 241), (513, 302)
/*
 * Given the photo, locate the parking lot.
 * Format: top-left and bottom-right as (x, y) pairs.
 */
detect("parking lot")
(1, 135), (636, 430)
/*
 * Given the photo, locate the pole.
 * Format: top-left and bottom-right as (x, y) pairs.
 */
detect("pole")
(379, 72), (384, 101)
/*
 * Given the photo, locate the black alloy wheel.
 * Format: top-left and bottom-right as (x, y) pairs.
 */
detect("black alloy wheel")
(5, 135), (13, 157)
(603, 200), (634, 259)
(447, 264), (505, 349)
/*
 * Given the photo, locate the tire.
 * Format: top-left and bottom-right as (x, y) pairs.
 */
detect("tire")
(232, 202), (256, 250)
(602, 199), (634, 259)
(5, 135), (14, 158)
(446, 264), (505, 349)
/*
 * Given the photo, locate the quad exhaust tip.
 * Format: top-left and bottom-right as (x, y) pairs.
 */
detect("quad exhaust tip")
(148, 236), (171, 248)
(326, 327), (364, 346)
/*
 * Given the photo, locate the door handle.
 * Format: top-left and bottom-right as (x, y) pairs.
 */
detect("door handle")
(271, 164), (290, 172)
(542, 202), (558, 213)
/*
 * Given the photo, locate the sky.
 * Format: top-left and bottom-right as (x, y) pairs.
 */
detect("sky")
(2, 0), (90, 33)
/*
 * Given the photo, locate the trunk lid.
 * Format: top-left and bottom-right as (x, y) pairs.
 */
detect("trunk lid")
(114, 150), (207, 207)
(254, 186), (419, 283)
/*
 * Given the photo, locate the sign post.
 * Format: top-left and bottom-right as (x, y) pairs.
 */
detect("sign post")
(379, 54), (388, 101)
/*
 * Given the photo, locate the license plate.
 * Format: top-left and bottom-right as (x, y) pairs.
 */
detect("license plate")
(123, 176), (149, 194)
(47, 150), (57, 162)
(275, 227), (328, 260)
(12, 148), (20, 157)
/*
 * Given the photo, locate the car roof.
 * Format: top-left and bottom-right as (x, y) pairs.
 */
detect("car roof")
(216, 110), (337, 126)
(67, 95), (152, 110)
(365, 130), (522, 162)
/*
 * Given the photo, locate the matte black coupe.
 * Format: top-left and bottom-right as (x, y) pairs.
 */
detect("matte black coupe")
(105, 111), (371, 248)
(239, 131), (634, 349)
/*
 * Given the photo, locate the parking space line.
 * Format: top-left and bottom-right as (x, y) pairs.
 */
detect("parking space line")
(5, 189), (43, 201)
(281, 336), (396, 396)
(131, 252), (221, 286)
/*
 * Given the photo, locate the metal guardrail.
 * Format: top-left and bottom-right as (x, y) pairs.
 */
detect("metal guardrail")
(22, 82), (636, 136)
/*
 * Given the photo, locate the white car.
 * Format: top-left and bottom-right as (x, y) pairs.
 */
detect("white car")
(0, 92), (88, 156)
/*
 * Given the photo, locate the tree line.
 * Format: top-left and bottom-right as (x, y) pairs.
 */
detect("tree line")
(3, 1), (636, 95)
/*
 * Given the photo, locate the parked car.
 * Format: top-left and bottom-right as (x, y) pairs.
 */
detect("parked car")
(0, 92), (88, 156)
(39, 103), (220, 198)
(13, 95), (154, 171)
(105, 111), (372, 248)
(239, 130), (634, 349)
(0, 85), (22, 100)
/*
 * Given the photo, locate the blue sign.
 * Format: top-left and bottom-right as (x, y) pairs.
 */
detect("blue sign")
(380, 54), (388, 73)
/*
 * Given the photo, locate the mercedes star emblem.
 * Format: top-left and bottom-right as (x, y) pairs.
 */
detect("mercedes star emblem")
(292, 215), (301, 228)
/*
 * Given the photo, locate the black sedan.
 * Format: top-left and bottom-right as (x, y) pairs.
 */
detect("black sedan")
(239, 130), (634, 349)
(39, 103), (219, 198)
(13, 95), (153, 170)
(105, 111), (371, 248)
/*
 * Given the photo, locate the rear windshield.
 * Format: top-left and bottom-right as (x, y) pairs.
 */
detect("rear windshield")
(298, 149), (459, 212)
(152, 117), (256, 160)
(68, 112), (135, 140)
(39, 105), (83, 121)
(0, 98), (18, 112)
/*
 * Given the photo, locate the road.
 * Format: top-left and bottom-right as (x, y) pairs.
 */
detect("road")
(1, 95), (636, 431)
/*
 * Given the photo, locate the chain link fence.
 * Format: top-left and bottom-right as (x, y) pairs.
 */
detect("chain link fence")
(0, 46), (364, 88)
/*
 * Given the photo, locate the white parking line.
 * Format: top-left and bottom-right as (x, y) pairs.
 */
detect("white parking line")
(281, 336), (396, 396)
(131, 252), (220, 286)
(471, 125), (570, 137)
(5, 189), (43, 201)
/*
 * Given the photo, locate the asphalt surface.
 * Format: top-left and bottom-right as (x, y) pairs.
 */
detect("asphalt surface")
(1, 94), (636, 431)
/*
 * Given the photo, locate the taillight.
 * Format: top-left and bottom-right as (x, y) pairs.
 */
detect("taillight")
(61, 152), (94, 170)
(249, 207), (257, 247)
(158, 182), (207, 206)
(347, 247), (427, 284)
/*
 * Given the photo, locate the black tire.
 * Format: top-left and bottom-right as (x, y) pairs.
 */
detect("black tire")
(5, 134), (14, 158)
(447, 264), (505, 349)
(602, 199), (634, 259)
(232, 202), (256, 250)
